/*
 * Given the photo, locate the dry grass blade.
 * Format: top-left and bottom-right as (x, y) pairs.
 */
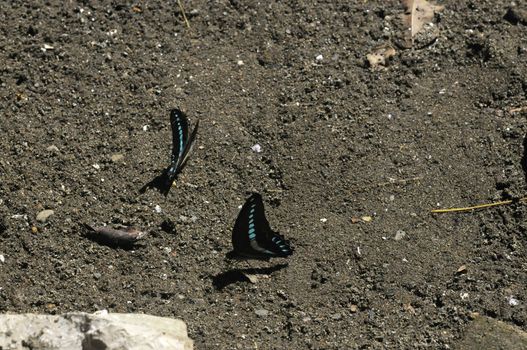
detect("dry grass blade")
(401, 0), (444, 48)
(177, 0), (191, 28)
(431, 197), (527, 213)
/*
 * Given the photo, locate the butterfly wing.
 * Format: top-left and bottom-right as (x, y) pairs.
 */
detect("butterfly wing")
(165, 109), (198, 186)
(169, 108), (189, 169)
(231, 193), (293, 259)
(175, 119), (199, 174)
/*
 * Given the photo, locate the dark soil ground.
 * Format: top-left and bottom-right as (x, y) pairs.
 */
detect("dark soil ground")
(1, 1), (527, 349)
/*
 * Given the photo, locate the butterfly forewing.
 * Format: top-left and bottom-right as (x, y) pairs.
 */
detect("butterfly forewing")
(170, 109), (190, 167)
(165, 109), (198, 187)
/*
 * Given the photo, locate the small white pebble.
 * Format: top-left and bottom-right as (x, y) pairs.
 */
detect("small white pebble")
(154, 205), (162, 213)
(460, 292), (469, 300)
(394, 230), (406, 241)
(251, 144), (262, 153)
(11, 214), (27, 220)
(237, 60), (244, 66)
(0, 255), (4, 263)
(142, 125), (149, 131)
(92, 164), (100, 170)
(41, 44), (54, 51)
(315, 54), (323, 61)
(508, 296), (519, 306)
(320, 218), (327, 223)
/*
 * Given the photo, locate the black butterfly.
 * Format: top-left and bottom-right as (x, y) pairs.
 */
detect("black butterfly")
(140, 108), (199, 196)
(229, 193), (294, 260)
(164, 108), (199, 188)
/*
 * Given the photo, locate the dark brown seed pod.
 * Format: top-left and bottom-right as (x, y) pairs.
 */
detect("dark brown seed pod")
(83, 224), (146, 248)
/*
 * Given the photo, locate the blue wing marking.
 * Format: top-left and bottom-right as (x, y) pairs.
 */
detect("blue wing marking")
(177, 119), (184, 158)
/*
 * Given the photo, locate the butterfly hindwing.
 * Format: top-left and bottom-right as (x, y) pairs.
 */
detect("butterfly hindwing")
(176, 119), (199, 173)
(231, 193), (293, 259)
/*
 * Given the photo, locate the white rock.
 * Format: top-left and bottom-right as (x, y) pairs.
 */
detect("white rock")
(315, 54), (323, 61)
(251, 144), (262, 153)
(255, 309), (269, 317)
(154, 205), (162, 213)
(0, 312), (193, 350)
(508, 296), (519, 306)
(0, 255), (4, 263)
(36, 209), (54, 223)
(394, 230), (406, 241)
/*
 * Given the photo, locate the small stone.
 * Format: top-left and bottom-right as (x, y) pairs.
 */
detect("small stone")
(31, 226), (38, 234)
(255, 309), (269, 317)
(111, 154), (124, 162)
(320, 218), (327, 223)
(468, 312), (480, 319)
(154, 205), (162, 213)
(243, 273), (258, 284)
(237, 60), (244, 66)
(349, 304), (358, 313)
(394, 230), (406, 241)
(251, 144), (262, 153)
(46, 145), (59, 152)
(508, 296), (519, 306)
(0, 255), (5, 263)
(315, 54), (323, 61)
(178, 215), (197, 224)
(361, 216), (372, 222)
(41, 44), (54, 52)
(92, 163), (100, 170)
(142, 125), (149, 131)
(36, 210), (54, 223)
(456, 265), (467, 274)
(93, 272), (101, 280)
(331, 313), (342, 320)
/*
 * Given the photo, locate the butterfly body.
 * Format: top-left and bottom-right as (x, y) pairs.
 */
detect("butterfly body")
(230, 193), (293, 260)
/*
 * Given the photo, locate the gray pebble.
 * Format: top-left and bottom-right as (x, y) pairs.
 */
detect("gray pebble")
(255, 309), (269, 317)
(394, 230), (406, 241)
(36, 210), (54, 223)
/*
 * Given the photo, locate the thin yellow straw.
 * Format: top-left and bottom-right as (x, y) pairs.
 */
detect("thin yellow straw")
(431, 197), (527, 213)
(177, 0), (191, 28)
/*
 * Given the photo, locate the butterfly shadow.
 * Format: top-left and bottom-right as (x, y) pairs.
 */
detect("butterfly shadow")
(211, 263), (289, 290)
(139, 168), (172, 197)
